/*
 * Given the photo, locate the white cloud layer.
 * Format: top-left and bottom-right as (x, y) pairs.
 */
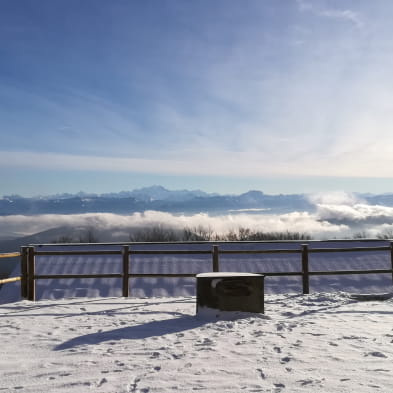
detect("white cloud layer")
(0, 211), (332, 237)
(2, 191), (393, 240)
(2, 150), (393, 179)
(308, 191), (363, 206)
(0, 206), (387, 242)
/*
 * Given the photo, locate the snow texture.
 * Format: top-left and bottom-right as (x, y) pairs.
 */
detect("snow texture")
(1, 293), (393, 392)
(1, 241), (393, 391)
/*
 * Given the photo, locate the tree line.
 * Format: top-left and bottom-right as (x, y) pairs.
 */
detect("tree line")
(52, 225), (393, 243)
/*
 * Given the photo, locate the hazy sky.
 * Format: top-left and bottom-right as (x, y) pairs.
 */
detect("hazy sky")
(2, 0), (393, 196)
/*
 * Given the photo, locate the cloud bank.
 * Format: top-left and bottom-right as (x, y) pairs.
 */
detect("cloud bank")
(0, 209), (380, 241)
(2, 192), (393, 241)
(0, 211), (326, 237)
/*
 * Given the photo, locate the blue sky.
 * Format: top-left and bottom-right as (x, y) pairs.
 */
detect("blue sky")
(1, 0), (393, 196)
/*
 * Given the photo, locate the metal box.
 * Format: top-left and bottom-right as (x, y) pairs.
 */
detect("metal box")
(196, 272), (265, 314)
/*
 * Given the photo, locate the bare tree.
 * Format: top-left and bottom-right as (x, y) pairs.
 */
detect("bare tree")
(52, 235), (74, 243)
(182, 225), (215, 241)
(377, 229), (393, 240)
(129, 226), (179, 242)
(78, 227), (99, 243)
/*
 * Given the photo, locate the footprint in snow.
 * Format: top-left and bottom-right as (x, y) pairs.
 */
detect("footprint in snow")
(256, 368), (266, 379)
(365, 351), (387, 358)
(195, 338), (215, 348)
(97, 378), (107, 387)
(252, 330), (264, 337)
(282, 311), (296, 317)
(172, 353), (185, 359)
(296, 378), (324, 386)
(302, 332), (326, 337)
(276, 322), (297, 332)
(291, 340), (302, 348)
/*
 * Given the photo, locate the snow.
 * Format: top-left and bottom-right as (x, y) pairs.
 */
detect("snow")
(1, 293), (393, 392)
(196, 272), (263, 277)
(196, 305), (265, 319)
(1, 241), (393, 391)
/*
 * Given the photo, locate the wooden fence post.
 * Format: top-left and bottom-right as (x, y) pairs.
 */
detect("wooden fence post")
(212, 245), (219, 272)
(20, 246), (28, 299)
(301, 244), (310, 295)
(390, 242), (393, 286)
(27, 246), (35, 301)
(122, 245), (130, 297)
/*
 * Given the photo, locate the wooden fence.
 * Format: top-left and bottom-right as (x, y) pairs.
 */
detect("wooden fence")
(2, 242), (390, 301)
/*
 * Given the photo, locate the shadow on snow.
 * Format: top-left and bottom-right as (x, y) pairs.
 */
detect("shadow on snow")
(54, 315), (207, 351)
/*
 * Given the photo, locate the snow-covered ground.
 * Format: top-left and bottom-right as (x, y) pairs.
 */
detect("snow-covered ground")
(1, 293), (393, 392)
(1, 241), (393, 392)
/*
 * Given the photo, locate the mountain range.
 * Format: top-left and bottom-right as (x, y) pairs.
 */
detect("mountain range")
(1, 185), (314, 215)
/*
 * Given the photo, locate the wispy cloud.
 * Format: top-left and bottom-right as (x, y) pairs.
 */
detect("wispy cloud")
(2, 148), (393, 179)
(2, 1), (393, 192)
(297, 0), (363, 27)
(319, 9), (362, 27)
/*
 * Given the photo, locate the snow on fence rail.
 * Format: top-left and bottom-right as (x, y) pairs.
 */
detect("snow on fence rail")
(0, 243), (390, 301)
(0, 252), (21, 285)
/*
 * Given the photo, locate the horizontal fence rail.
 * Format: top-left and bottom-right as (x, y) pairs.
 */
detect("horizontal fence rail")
(0, 276), (21, 284)
(1, 243), (393, 301)
(310, 246), (391, 253)
(0, 252), (20, 258)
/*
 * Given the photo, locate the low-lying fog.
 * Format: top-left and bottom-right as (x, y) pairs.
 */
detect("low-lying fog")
(1, 193), (393, 241)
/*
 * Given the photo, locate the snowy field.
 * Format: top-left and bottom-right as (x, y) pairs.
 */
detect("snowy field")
(1, 241), (393, 392)
(1, 293), (393, 392)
